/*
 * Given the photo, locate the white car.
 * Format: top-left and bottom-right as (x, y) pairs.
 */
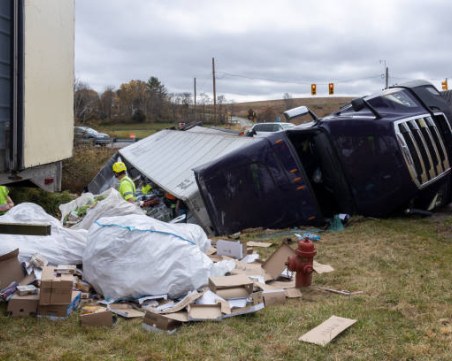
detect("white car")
(246, 122), (295, 137)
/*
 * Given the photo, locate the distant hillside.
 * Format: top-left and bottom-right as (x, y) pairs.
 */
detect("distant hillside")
(230, 96), (354, 123)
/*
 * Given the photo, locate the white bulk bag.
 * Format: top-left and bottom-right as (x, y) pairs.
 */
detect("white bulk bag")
(0, 203), (88, 265)
(83, 214), (213, 299)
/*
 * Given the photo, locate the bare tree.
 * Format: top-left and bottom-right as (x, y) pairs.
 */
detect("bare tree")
(99, 86), (116, 120)
(74, 80), (100, 123)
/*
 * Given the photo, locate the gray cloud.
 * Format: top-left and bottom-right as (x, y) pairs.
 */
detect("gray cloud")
(76, 0), (452, 101)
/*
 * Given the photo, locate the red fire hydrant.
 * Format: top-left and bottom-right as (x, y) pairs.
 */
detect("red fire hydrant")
(286, 237), (317, 288)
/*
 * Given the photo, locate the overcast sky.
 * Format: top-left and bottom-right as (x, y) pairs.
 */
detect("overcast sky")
(75, 0), (452, 102)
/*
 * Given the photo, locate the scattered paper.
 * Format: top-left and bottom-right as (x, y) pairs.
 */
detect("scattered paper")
(318, 287), (363, 296)
(299, 315), (357, 346)
(240, 253), (260, 263)
(228, 298), (248, 308)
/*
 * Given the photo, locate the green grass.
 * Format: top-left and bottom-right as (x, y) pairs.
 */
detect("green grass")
(98, 122), (175, 139)
(1, 212), (451, 360)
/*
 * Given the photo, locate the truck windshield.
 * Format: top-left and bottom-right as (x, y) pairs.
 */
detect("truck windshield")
(367, 89), (424, 113)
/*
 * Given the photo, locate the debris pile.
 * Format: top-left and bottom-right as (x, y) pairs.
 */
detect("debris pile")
(0, 190), (339, 333)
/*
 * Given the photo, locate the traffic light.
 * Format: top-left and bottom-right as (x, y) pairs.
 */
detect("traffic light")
(311, 83), (317, 96)
(441, 79), (448, 91)
(328, 82), (334, 95)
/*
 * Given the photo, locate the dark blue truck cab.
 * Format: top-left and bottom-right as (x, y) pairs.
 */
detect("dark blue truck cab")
(195, 81), (452, 235)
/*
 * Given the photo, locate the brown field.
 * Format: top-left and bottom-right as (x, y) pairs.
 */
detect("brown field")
(231, 96), (354, 121)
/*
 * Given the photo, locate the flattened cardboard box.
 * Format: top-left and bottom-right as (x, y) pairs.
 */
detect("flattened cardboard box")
(0, 248), (25, 289)
(208, 274), (253, 299)
(262, 244), (295, 280)
(299, 315), (357, 346)
(7, 292), (40, 317)
(39, 266), (74, 305)
(38, 291), (81, 319)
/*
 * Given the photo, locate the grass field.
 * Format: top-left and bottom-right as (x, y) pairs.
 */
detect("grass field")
(98, 122), (175, 139)
(1, 211), (451, 360)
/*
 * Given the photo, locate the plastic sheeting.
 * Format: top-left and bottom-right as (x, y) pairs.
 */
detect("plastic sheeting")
(83, 214), (217, 299)
(59, 188), (145, 230)
(0, 203), (88, 265)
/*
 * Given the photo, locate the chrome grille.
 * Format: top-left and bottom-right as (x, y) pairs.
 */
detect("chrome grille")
(395, 114), (451, 188)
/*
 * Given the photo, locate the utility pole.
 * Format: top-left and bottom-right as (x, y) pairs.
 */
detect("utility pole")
(385, 65), (389, 89)
(193, 77), (197, 121)
(380, 60), (389, 89)
(212, 57), (217, 122)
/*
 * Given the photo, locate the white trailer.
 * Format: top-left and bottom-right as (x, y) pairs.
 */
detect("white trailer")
(0, 0), (74, 191)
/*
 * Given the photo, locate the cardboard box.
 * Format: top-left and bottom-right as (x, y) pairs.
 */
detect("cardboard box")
(80, 307), (114, 327)
(187, 304), (223, 321)
(155, 291), (202, 314)
(143, 310), (187, 331)
(38, 291), (81, 319)
(75, 279), (91, 293)
(109, 304), (145, 319)
(254, 282), (287, 306)
(7, 293), (40, 317)
(262, 289), (286, 306)
(16, 284), (38, 296)
(39, 266), (74, 305)
(29, 253), (48, 269)
(216, 240), (245, 259)
(262, 244), (296, 280)
(0, 249), (25, 289)
(208, 275), (254, 300)
(230, 262), (272, 282)
(223, 292), (265, 318)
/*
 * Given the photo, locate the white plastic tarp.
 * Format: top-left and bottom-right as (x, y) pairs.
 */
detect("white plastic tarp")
(83, 214), (229, 299)
(0, 203), (88, 265)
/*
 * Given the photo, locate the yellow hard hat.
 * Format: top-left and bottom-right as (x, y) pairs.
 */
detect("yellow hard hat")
(112, 161), (127, 173)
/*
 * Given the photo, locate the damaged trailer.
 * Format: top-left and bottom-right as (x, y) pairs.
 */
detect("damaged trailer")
(87, 127), (257, 234)
(194, 80), (452, 235)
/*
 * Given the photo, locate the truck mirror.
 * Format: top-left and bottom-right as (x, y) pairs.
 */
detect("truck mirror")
(284, 105), (319, 122)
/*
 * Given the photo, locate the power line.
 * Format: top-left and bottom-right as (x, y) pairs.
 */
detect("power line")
(217, 71), (383, 86)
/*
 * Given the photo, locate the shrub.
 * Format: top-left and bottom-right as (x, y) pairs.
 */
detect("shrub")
(62, 145), (116, 193)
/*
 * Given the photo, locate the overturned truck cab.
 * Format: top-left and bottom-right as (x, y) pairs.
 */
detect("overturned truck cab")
(195, 80), (452, 235)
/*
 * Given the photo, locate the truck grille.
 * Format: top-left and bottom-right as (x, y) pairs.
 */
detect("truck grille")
(395, 113), (451, 188)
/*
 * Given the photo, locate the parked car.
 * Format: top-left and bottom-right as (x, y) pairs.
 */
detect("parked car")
(246, 122), (295, 137)
(74, 126), (112, 146)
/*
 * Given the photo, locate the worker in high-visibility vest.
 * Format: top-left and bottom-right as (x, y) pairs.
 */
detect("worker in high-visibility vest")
(0, 185), (14, 215)
(112, 161), (136, 203)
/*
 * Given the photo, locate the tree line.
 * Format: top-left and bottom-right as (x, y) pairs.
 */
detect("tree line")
(74, 76), (235, 125)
